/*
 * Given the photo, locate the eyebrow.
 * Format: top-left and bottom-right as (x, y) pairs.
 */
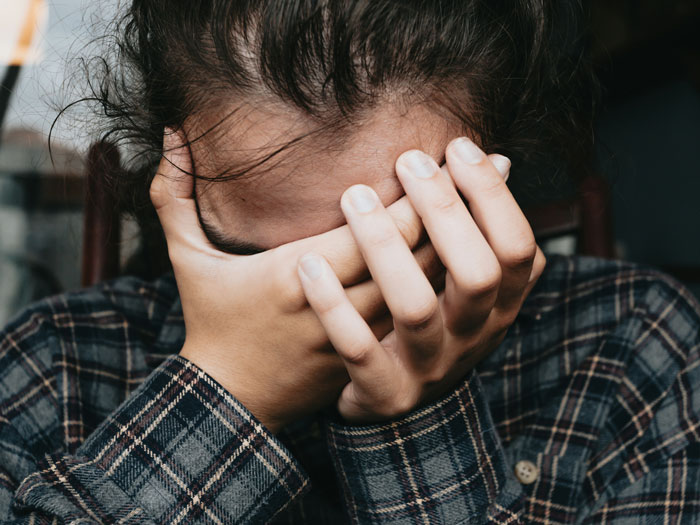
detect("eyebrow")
(197, 209), (267, 255)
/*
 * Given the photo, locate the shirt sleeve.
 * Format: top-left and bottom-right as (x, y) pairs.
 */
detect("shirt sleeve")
(325, 370), (527, 524)
(4, 355), (309, 524)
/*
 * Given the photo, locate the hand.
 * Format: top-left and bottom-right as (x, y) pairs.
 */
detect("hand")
(298, 137), (546, 423)
(150, 130), (443, 433)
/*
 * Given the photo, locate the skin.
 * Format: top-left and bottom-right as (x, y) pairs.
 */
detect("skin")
(151, 102), (545, 431)
(192, 103), (458, 249)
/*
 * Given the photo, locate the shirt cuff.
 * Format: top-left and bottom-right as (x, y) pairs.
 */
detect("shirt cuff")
(326, 370), (522, 523)
(16, 355), (309, 524)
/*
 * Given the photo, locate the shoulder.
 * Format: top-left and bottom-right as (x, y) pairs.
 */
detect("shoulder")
(0, 273), (179, 364)
(522, 259), (700, 507)
(0, 274), (180, 444)
(522, 254), (700, 341)
(499, 255), (700, 400)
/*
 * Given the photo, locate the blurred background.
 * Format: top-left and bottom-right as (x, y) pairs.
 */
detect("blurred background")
(0, 0), (699, 327)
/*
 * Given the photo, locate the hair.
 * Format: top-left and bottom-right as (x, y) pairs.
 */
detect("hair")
(70, 0), (599, 276)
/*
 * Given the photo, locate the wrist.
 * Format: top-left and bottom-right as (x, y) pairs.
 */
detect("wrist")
(179, 343), (285, 433)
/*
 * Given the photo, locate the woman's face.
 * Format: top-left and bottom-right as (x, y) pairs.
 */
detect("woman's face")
(190, 103), (459, 253)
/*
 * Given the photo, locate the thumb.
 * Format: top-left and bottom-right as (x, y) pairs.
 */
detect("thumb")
(150, 129), (211, 250)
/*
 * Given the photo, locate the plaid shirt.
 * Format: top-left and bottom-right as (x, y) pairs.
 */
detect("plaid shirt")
(1, 255), (699, 524)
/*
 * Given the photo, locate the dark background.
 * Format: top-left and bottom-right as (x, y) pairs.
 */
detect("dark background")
(592, 0), (700, 298)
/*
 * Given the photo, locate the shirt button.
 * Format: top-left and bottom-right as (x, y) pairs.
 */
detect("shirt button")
(514, 460), (539, 485)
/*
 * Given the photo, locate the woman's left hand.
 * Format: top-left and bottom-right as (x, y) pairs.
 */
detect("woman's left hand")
(298, 137), (546, 423)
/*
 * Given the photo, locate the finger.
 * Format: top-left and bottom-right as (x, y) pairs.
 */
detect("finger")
(437, 154), (505, 188)
(395, 150), (502, 334)
(150, 129), (213, 252)
(521, 245), (547, 300)
(445, 138), (537, 310)
(480, 245), (547, 340)
(297, 253), (395, 398)
(304, 310), (394, 356)
(345, 240), (443, 322)
(341, 184), (442, 355)
(282, 194), (426, 287)
(489, 154), (511, 183)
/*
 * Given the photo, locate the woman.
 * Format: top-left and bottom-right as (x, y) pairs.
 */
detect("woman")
(1, 1), (699, 523)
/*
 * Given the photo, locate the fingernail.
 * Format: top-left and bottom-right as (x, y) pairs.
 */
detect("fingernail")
(400, 150), (436, 179)
(491, 155), (511, 182)
(299, 254), (324, 280)
(453, 137), (484, 165)
(347, 185), (377, 213)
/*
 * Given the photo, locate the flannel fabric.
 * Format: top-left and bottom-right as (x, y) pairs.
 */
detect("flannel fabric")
(0, 255), (699, 523)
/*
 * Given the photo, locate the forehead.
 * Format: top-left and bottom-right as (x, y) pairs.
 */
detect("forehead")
(190, 103), (459, 251)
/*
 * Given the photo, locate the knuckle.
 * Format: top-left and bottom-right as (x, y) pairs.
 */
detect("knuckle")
(431, 194), (462, 215)
(368, 223), (400, 249)
(502, 238), (538, 270)
(342, 343), (373, 367)
(455, 266), (502, 298)
(478, 173), (506, 196)
(397, 298), (440, 332)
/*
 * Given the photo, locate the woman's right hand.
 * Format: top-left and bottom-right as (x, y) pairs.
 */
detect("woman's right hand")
(150, 130), (441, 433)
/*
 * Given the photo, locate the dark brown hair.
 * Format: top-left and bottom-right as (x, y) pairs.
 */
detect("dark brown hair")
(73, 0), (598, 274)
